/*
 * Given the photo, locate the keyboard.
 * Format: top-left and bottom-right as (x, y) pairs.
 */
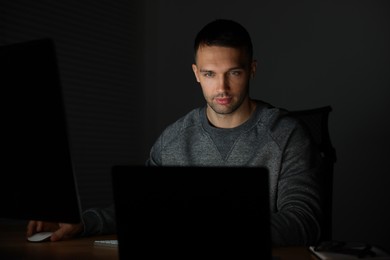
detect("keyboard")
(93, 239), (118, 248)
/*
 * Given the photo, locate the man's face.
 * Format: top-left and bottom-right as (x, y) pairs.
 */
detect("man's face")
(192, 45), (256, 115)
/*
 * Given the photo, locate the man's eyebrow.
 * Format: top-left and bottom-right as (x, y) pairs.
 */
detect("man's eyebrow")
(199, 67), (245, 73)
(228, 67), (245, 70)
(199, 69), (214, 73)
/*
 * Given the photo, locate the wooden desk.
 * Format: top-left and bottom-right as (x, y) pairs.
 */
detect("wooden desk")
(0, 219), (316, 259)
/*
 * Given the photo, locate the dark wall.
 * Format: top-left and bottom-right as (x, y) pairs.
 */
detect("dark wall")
(143, 0), (390, 252)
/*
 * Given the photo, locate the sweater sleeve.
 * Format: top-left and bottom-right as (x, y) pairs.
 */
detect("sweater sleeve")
(80, 204), (117, 236)
(270, 119), (323, 246)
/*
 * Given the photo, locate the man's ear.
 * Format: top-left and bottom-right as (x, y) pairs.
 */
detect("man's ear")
(251, 59), (257, 78)
(192, 64), (200, 83)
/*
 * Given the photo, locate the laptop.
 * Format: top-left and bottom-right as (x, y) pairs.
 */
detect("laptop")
(111, 165), (272, 259)
(0, 38), (81, 224)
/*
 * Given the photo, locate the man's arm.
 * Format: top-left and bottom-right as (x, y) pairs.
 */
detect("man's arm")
(81, 204), (117, 236)
(270, 120), (323, 246)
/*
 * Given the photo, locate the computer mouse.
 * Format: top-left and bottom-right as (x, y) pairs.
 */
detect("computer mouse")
(27, 231), (53, 242)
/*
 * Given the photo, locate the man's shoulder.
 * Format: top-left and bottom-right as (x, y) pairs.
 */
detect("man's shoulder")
(161, 107), (203, 135)
(254, 100), (301, 134)
(254, 100), (293, 124)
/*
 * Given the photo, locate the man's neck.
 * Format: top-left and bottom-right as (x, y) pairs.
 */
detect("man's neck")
(207, 99), (257, 129)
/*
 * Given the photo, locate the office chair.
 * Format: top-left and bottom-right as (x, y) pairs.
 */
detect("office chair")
(289, 106), (337, 243)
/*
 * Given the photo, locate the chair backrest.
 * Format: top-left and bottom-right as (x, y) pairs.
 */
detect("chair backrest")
(289, 106), (337, 243)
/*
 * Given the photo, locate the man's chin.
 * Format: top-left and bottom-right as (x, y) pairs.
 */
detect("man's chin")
(209, 104), (234, 115)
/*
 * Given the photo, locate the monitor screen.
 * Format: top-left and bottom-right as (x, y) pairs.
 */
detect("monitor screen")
(0, 38), (81, 223)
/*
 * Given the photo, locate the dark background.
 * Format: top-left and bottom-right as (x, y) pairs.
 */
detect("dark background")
(1, 0), (389, 252)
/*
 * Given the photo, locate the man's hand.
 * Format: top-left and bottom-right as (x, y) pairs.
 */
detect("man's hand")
(26, 220), (84, 242)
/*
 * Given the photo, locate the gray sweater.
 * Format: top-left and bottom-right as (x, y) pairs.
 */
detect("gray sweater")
(82, 100), (323, 246)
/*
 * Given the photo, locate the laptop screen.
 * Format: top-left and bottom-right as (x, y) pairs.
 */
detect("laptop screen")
(111, 165), (271, 259)
(0, 38), (81, 223)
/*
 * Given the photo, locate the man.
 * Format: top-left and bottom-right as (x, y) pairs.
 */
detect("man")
(27, 19), (323, 246)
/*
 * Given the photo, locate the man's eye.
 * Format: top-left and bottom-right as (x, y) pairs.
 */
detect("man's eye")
(230, 70), (241, 76)
(203, 72), (214, 77)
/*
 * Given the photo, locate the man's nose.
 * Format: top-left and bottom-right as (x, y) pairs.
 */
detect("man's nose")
(215, 75), (229, 92)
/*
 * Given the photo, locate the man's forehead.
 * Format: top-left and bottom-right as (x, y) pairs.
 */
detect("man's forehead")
(196, 47), (249, 69)
(195, 45), (251, 65)
(196, 45), (244, 55)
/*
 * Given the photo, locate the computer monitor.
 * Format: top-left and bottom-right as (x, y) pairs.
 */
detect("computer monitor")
(111, 165), (272, 259)
(0, 38), (81, 223)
